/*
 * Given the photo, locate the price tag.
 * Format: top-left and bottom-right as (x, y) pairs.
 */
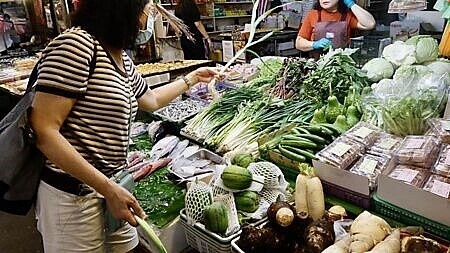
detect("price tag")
(354, 127), (374, 138)
(430, 180), (450, 198)
(330, 143), (352, 157)
(445, 152), (450, 166)
(405, 138), (424, 149)
(378, 138), (398, 150)
(359, 158), (378, 174)
(442, 120), (450, 131)
(397, 169), (419, 183)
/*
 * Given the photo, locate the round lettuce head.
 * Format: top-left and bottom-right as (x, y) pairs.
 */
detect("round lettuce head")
(405, 35), (439, 64)
(362, 58), (394, 82)
(382, 41), (416, 68)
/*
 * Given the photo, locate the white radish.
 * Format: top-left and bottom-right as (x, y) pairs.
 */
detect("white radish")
(322, 234), (351, 253)
(367, 229), (400, 253)
(306, 177), (325, 221)
(295, 174), (309, 219)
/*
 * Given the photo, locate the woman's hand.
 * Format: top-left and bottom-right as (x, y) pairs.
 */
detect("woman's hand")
(186, 67), (222, 85)
(104, 181), (146, 227)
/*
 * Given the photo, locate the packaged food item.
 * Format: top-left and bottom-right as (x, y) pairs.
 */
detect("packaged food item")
(316, 137), (365, 170)
(428, 118), (450, 144)
(349, 154), (391, 190)
(394, 135), (441, 168)
(388, 165), (430, 187)
(368, 133), (403, 158)
(422, 174), (450, 199)
(343, 122), (381, 149)
(431, 144), (450, 178)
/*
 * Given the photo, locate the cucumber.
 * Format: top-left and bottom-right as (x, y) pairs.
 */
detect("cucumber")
(303, 125), (323, 135)
(319, 123), (341, 136)
(282, 145), (317, 160)
(318, 126), (334, 136)
(294, 134), (327, 145)
(295, 127), (311, 135)
(279, 145), (306, 162)
(282, 135), (314, 142)
(280, 139), (317, 149)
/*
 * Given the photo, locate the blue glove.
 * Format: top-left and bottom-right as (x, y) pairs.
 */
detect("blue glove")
(312, 38), (332, 50)
(343, 0), (355, 8)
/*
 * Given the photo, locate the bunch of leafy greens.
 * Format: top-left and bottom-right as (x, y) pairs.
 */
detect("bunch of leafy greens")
(134, 167), (186, 229)
(300, 49), (369, 106)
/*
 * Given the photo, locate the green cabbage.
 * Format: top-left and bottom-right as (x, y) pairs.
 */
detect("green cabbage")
(382, 41), (416, 67)
(393, 65), (432, 85)
(405, 35), (439, 64)
(362, 58), (395, 82)
(424, 59), (450, 78)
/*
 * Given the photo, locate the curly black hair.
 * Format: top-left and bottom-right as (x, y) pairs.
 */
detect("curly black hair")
(313, 0), (349, 14)
(71, 0), (149, 49)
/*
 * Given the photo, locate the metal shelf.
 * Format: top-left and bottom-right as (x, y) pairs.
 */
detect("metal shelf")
(201, 15), (251, 20)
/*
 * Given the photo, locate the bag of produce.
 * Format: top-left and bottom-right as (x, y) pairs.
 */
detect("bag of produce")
(394, 135), (441, 168)
(388, 165), (430, 187)
(368, 133), (403, 158)
(349, 154), (391, 190)
(343, 122), (381, 149)
(316, 137), (365, 170)
(422, 174), (450, 199)
(363, 72), (448, 137)
(427, 118), (450, 144)
(431, 144), (450, 178)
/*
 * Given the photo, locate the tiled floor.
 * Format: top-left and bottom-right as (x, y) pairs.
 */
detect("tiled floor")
(0, 208), (43, 253)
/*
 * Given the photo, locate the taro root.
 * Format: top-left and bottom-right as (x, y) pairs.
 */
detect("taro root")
(305, 218), (335, 253)
(267, 201), (296, 227)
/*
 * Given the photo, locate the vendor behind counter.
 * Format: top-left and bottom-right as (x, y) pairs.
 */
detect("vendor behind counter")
(295, 0), (375, 58)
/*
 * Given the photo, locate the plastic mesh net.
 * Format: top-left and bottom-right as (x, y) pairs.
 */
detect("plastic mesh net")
(185, 181), (213, 225)
(214, 193), (241, 235)
(248, 162), (288, 190)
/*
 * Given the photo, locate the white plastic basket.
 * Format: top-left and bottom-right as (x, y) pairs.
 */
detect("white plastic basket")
(180, 209), (268, 253)
(180, 208), (240, 253)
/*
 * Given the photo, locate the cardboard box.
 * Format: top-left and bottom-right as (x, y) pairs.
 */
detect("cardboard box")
(378, 172), (450, 226)
(390, 20), (420, 41)
(312, 160), (373, 196)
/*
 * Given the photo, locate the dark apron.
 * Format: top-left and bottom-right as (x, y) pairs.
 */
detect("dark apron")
(310, 11), (348, 59)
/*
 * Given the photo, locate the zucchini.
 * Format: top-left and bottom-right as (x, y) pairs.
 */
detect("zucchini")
(280, 139), (317, 149)
(279, 145), (306, 162)
(294, 134), (327, 145)
(282, 145), (317, 160)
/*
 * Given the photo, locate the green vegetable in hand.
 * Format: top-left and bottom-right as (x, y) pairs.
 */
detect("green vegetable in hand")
(135, 215), (168, 253)
(332, 115), (349, 134)
(346, 105), (360, 128)
(325, 96), (344, 123)
(311, 107), (327, 124)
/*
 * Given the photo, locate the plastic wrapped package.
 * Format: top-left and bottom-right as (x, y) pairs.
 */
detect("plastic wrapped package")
(349, 154), (391, 189)
(316, 137), (365, 170)
(368, 133), (403, 158)
(394, 135), (441, 168)
(343, 122), (381, 148)
(431, 144), (450, 178)
(388, 165), (430, 187)
(428, 118), (450, 144)
(422, 174), (450, 199)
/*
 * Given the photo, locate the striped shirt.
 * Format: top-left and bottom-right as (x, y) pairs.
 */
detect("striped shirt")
(36, 27), (148, 177)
